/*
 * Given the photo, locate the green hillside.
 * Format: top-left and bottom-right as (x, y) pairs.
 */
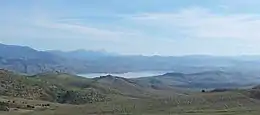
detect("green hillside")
(0, 70), (106, 104)
(1, 69), (260, 115)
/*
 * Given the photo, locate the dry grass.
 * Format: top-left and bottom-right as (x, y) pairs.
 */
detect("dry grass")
(1, 90), (260, 115)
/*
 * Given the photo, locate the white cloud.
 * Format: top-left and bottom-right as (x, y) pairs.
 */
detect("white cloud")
(129, 7), (260, 41)
(3, 6), (260, 55)
(34, 20), (140, 42)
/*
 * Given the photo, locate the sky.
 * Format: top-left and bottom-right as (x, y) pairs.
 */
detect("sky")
(2, 0), (260, 56)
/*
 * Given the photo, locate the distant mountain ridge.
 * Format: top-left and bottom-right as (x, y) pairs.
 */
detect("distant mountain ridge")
(47, 49), (118, 60)
(0, 43), (57, 59)
(2, 43), (260, 75)
(0, 43), (70, 74)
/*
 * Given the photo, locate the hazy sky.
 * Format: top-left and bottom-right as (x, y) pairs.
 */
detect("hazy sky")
(2, 0), (260, 56)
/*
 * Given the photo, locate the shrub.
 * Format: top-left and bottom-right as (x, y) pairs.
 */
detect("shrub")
(0, 102), (9, 111)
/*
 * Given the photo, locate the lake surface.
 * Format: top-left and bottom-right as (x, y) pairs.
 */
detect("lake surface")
(78, 71), (170, 78)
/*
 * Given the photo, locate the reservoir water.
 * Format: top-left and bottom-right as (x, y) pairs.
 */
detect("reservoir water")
(78, 71), (169, 78)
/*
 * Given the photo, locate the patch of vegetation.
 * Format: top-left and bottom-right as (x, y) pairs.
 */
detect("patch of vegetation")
(0, 70), (106, 105)
(56, 89), (106, 104)
(0, 101), (9, 111)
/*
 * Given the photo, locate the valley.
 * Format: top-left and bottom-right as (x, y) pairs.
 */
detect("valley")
(1, 44), (260, 114)
(3, 0), (260, 114)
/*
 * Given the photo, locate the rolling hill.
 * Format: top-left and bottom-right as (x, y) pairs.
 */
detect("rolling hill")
(1, 69), (260, 115)
(0, 69), (106, 104)
(134, 71), (260, 89)
(0, 69), (184, 105)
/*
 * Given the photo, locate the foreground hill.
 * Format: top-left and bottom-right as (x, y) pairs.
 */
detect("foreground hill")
(0, 69), (184, 105)
(0, 70), (106, 104)
(1, 70), (260, 114)
(94, 75), (188, 98)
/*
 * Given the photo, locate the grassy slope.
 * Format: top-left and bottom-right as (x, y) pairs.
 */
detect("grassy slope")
(1, 90), (260, 115)
(1, 70), (260, 115)
(134, 71), (259, 89)
(0, 70), (106, 104)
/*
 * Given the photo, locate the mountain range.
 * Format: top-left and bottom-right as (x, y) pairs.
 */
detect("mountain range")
(2, 43), (260, 75)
